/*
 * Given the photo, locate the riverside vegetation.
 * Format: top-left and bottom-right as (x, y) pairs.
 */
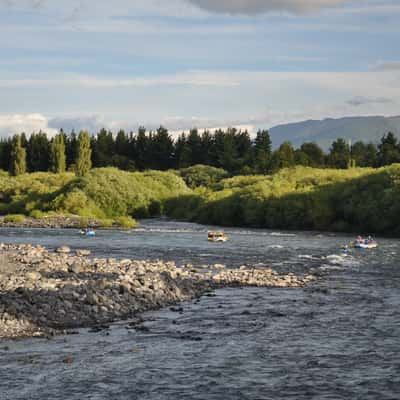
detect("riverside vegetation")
(0, 164), (400, 235)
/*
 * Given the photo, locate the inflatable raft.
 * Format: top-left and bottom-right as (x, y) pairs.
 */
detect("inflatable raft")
(80, 229), (96, 236)
(354, 242), (378, 249)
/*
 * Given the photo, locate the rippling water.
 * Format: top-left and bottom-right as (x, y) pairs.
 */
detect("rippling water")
(1, 220), (399, 399)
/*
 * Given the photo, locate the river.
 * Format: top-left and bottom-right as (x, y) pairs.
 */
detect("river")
(0, 219), (399, 399)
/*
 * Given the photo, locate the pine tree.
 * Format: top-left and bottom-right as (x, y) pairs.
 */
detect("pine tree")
(26, 131), (50, 172)
(75, 131), (92, 177)
(377, 132), (400, 166)
(135, 127), (149, 170)
(299, 142), (325, 167)
(10, 134), (27, 176)
(65, 130), (78, 170)
(50, 132), (66, 173)
(0, 138), (12, 171)
(253, 130), (272, 173)
(270, 141), (295, 172)
(327, 138), (350, 169)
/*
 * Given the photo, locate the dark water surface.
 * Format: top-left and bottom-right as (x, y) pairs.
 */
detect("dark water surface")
(0, 220), (399, 399)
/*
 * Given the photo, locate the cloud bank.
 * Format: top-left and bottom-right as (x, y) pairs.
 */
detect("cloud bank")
(185, 0), (346, 15)
(0, 114), (57, 138)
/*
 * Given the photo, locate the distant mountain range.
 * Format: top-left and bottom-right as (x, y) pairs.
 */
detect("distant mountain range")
(269, 115), (400, 150)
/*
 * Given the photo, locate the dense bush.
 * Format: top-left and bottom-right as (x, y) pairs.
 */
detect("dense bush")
(0, 168), (190, 221)
(1, 165), (400, 235)
(178, 165), (229, 188)
(114, 216), (137, 228)
(166, 165), (400, 235)
(3, 214), (26, 223)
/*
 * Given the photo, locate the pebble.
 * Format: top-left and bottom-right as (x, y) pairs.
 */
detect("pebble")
(0, 243), (316, 340)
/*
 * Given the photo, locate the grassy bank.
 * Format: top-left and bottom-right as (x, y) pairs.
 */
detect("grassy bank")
(1, 165), (400, 235)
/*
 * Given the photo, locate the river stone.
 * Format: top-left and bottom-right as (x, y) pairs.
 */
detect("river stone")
(26, 271), (40, 281)
(56, 246), (70, 254)
(76, 249), (91, 257)
(68, 263), (82, 274)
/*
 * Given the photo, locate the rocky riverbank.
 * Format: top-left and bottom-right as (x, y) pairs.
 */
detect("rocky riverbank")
(0, 244), (316, 339)
(0, 215), (102, 229)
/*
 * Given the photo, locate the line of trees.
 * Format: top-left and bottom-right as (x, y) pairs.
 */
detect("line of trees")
(1, 126), (400, 176)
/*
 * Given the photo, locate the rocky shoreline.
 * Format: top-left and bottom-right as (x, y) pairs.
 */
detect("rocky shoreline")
(0, 243), (316, 340)
(0, 215), (104, 229)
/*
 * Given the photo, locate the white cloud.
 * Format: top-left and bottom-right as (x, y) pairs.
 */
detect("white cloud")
(48, 115), (108, 133)
(0, 114), (58, 138)
(186, 0), (346, 15)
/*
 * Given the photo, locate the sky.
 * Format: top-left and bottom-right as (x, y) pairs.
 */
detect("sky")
(0, 0), (399, 137)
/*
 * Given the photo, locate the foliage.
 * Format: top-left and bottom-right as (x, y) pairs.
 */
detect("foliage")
(75, 131), (92, 177)
(27, 132), (50, 172)
(50, 133), (66, 173)
(2, 127), (400, 176)
(166, 165), (400, 236)
(4, 214), (26, 223)
(2, 164), (400, 236)
(114, 216), (137, 228)
(178, 165), (229, 188)
(0, 168), (189, 220)
(10, 135), (27, 176)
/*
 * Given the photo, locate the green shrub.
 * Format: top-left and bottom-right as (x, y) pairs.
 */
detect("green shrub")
(98, 218), (114, 228)
(179, 165), (229, 188)
(4, 214), (26, 223)
(115, 216), (137, 229)
(29, 209), (46, 219)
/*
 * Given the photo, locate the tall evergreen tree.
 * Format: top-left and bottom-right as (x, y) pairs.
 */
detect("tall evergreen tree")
(186, 128), (203, 165)
(134, 127), (149, 170)
(65, 130), (78, 169)
(50, 132), (66, 173)
(75, 131), (92, 177)
(0, 138), (12, 171)
(151, 126), (174, 170)
(299, 142), (325, 167)
(253, 130), (272, 173)
(174, 133), (190, 168)
(270, 141), (295, 172)
(26, 131), (50, 172)
(327, 138), (350, 169)
(235, 130), (252, 171)
(200, 130), (213, 165)
(377, 132), (400, 166)
(10, 134), (27, 176)
(215, 129), (238, 173)
(92, 128), (115, 167)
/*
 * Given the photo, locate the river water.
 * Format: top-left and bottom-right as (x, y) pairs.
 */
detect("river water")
(0, 219), (399, 399)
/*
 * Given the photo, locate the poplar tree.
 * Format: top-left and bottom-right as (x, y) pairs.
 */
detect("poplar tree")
(75, 131), (92, 177)
(10, 134), (26, 176)
(50, 132), (66, 173)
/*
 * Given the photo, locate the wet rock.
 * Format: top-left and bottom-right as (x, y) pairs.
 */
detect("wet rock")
(76, 249), (91, 257)
(0, 243), (317, 340)
(56, 246), (70, 254)
(26, 271), (40, 281)
(62, 356), (74, 364)
(68, 263), (82, 274)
